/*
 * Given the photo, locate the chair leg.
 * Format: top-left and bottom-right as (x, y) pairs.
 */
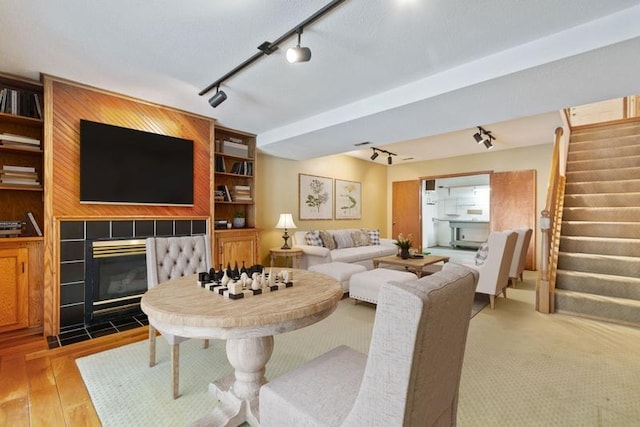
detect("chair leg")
(149, 325), (157, 367)
(489, 295), (495, 309)
(202, 339), (209, 349)
(502, 287), (508, 298)
(172, 344), (180, 399)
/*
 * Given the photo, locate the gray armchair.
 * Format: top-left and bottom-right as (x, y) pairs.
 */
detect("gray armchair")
(145, 235), (212, 399)
(259, 263), (479, 426)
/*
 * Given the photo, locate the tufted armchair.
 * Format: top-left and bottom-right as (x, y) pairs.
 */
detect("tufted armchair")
(145, 235), (212, 399)
(508, 228), (533, 286)
(260, 263), (479, 427)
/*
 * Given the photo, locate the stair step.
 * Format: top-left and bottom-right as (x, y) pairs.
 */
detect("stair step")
(554, 289), (640, 327)
(563, 192), (640, 207)
(559, 236), (640, 257)
(565, 166), (640, 183)
(557, 252), (640, 277)
(565, 179), (640, 194)
(571, 121), (640, 142)
(563, 207), (640, 222)
(568, 142), (640, 161)
(556, 270), (640, 299)
(570, 133), (640, 150)
(566, 154), (640, 172)
(561, 221), (640, 239)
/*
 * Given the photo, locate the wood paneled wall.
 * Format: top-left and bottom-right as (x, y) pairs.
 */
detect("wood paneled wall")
(46, 78), (213, 217)
(42, 77), (214, 335)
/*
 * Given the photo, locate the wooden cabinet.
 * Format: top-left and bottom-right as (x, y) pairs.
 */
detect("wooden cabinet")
(214, 229), (260, 268)
(0, 246), (28, 332)
(0, 72), (44, 237)
(213, 126), (260, 266)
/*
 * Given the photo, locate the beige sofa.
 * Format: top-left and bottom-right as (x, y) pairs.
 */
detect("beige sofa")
(293, 229), (396, 270)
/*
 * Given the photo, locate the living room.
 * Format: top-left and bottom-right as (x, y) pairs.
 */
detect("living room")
(2, 1), (640, 426)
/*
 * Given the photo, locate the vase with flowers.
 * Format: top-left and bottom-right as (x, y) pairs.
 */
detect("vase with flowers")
(394, 233), (412, 259)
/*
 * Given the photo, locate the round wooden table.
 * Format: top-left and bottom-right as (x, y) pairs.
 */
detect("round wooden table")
(141, 268), (343, 426)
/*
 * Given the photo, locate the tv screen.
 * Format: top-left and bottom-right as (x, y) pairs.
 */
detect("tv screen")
(80, 120), (194, 206)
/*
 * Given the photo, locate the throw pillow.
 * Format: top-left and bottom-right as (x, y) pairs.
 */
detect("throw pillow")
(305, 230), (323, 247)
(475, 241), (489, 266)
(319, 230), (336, 250)
(333, 231), (354, 249)
(367, 228), (380, 245)
(351, 230), (371, 247)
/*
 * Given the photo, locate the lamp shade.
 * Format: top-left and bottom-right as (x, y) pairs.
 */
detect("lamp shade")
(276, 213), (297, 229)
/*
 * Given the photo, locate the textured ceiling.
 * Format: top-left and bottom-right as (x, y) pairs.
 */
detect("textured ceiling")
(2, 0), (640, 163)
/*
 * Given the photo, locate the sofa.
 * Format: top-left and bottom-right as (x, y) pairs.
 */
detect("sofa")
(293, 228), (397, 270)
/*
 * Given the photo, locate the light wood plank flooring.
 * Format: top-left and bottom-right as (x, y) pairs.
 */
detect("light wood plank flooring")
(0, 327), (149, 426)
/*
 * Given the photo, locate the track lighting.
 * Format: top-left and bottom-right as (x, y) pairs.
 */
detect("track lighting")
(369, 147), (397, 164)
(473, 126), (496, 149)
(199, 0), (347, 107)
(287, 28), (312, 63)
(208, 86), (227, 108)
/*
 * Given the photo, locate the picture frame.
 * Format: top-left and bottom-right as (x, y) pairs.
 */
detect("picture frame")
(299, 174), (333, 220)
(335, 179), (361, 219)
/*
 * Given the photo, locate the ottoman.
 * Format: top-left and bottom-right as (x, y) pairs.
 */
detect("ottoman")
(349, 269), (416, 304)
(308, 262), (367, 293)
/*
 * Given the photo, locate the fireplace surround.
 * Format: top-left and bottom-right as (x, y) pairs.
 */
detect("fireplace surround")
(59, 219), (207, 329)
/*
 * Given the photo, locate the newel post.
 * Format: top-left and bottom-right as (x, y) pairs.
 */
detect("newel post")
(536, 209), (551, 313)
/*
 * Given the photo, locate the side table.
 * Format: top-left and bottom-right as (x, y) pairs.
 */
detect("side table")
(269, 247), (303, 269)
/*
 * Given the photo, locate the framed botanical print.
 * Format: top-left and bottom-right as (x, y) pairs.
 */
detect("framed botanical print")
(335, 179), (361, 219)
(299, 174), (333, 220)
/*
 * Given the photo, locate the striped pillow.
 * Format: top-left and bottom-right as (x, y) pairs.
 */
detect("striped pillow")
(305, 230), (323, 247)
(333, 231), (354, 249)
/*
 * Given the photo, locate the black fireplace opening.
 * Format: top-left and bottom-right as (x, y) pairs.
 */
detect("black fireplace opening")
(84, 239), (147, 325)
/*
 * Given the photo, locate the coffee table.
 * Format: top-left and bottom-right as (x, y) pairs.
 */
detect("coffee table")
(372, 254), (450, 277)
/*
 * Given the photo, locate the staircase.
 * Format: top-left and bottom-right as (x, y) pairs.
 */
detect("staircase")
(554, 120), (640, 326)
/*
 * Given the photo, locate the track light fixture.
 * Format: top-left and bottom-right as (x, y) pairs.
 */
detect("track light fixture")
(287, 28), (312, 63)
(199, 0), (347, 107)
(369, 147), (397, 164)
(208, 86), (227, 108)
(473, 126), (496, 149)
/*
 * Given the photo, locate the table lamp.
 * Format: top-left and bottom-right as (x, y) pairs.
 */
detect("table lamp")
(275, 213), (297, 249)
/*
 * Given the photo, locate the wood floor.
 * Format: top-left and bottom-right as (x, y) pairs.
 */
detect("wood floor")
(0, 327), (149, 426)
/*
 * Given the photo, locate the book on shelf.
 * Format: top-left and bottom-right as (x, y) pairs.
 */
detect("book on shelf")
(222, 139), (249, 157)
(1, 165), (36, 173)
(217, 185), (232, 202)
(231, 184), (252, 202)
(0, 229), (22, 237)
(0, 220), (23, 230)
(25, 212), (42, 236)
(214, 155), (226, 172)
(0, 88), (42, 119)
(0, 132), (41, 145)
(230, 161), (253, 175)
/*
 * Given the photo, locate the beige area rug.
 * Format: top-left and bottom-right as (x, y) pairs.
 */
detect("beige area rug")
(77, 277), (640, 426)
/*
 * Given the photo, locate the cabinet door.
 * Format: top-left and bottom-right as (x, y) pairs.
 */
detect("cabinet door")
(216, 231), (258, 267)
(0, 247), (28, 332)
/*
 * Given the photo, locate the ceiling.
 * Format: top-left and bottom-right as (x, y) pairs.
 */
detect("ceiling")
(2, 0), (640, 164)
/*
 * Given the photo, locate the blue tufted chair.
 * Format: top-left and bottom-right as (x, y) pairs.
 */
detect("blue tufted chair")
(145, 235), (212, 399)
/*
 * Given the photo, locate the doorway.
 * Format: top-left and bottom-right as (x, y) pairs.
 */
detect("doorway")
(422, 172), (491, 264)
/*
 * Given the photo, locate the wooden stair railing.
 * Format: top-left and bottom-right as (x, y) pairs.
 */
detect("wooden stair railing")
(537, 127), (565, 313)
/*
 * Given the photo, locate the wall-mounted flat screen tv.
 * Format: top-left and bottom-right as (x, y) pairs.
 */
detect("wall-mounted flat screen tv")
(80, 119), (194, 206)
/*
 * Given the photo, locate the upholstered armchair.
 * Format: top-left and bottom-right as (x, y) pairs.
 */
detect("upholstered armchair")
(508, 228), (533, 286)
(145, 235), (212, 399)
(466, 230), (518, 309)
(259, 263), (479, 427)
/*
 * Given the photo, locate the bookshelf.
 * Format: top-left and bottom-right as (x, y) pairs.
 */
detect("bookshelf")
(213, 126), (259, 266)
(0, 72), (44, 238)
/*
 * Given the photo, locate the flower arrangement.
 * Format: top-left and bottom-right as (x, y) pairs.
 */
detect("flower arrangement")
(394, 233), (413, 250)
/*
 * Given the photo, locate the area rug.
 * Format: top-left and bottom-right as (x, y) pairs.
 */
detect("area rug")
(77, 297), (487, 426)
